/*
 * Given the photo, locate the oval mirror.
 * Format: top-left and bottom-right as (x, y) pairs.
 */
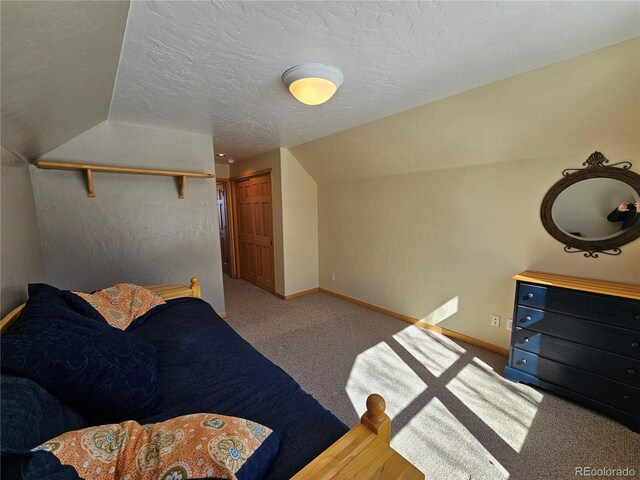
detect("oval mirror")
(551, 178), (639, 241)
(541, 153), (640, 257)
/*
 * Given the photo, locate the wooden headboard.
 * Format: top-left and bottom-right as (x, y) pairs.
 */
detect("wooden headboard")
(0, 277), (201, 335)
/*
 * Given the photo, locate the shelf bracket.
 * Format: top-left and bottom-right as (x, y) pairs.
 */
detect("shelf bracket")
(34, 160), (214, 199)
(85, 169), (95, 198)
(177, 175), (186, 199)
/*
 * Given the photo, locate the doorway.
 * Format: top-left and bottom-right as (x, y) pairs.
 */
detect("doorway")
(232, 171), (275, 293)
(216, 181), (231, 275)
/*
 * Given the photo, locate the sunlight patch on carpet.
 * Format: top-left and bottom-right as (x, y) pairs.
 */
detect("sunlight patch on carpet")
(446, 358), (543, 453)
(346, 341), (427, 419)
(392, 397), (509, 480)
(393, 325), (465, 377)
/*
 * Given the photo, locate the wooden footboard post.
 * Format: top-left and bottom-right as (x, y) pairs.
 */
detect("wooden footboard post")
(360, 393), (391, 444)
(293, 393), (423, 479)
(190, 277), (201, 298)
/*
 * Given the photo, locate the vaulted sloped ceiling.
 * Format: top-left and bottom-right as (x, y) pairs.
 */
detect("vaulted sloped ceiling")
(1, 1), (639, 165)
(0, 1), (129, 160)
(289, 38), (640, 183)
(109, 1), (639, 163)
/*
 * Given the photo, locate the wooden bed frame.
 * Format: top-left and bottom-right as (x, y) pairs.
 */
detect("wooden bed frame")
(0, 277), (202, 335)
(0, 277), (423, 479)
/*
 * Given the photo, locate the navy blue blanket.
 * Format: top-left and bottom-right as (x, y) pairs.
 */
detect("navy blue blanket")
(128, 297), (348, 480)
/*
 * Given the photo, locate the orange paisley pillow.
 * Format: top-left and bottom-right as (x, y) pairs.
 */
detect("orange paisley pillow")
(32, 413), (279, 480)
(73, 284), (165, 330)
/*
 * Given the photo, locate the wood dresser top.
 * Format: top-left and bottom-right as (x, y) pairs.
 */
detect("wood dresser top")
(513, 271), (640, 300)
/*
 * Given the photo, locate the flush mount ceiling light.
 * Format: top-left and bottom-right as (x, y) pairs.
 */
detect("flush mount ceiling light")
(282, 63), (343, 106)
(216, 153), (226, 157)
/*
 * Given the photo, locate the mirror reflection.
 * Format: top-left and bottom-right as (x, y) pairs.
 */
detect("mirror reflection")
(551, 178), (639, 240)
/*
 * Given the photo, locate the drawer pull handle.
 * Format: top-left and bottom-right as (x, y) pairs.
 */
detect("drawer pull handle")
(526, 293), (534, 299)
(522, 316), (531, 322)
(523, 337), (530, 343)
(623, 395), (632, 401)
(628, 369), (637, 375)
(632, 342), (640, 348)
(517, 359), (527, 365)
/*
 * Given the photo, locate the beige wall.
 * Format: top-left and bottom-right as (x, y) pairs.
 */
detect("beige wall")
(1, 145), (46, 316)
(33, 121), (225, 313)
(231, 149), (319, 296)
(280, 148), (318, 295)
(299, 38), (640, 349)
(215, 163), (230, 178)
(320, 156), (640, 348)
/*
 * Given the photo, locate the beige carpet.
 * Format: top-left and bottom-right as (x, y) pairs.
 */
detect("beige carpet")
(223, 276), (640, 480)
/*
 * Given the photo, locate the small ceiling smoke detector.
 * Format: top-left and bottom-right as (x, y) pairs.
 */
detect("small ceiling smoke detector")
(228, 159), (235, 164)
(282, 63), (343, 106)
(216, 153), (227, 157)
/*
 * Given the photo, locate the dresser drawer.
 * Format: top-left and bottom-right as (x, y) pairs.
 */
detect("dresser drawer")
(515, 306), (640, 359)
(517, 283), (640, 330)
(510, 349), (640, 416)
(513, 328), (640, 387)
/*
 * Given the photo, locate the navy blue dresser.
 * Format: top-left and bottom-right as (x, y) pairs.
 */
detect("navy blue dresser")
(505, 271), (640, 432)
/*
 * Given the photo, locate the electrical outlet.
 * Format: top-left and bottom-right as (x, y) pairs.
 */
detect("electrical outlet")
(330, 272), (336, 281)
(490, 314), (500, 328)
(506, 318), (513, 331)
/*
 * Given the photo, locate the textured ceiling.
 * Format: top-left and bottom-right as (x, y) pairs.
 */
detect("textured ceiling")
(0, 1), (129, 161)
(110, 1), (640, 162)
(289, 38), (640, 183)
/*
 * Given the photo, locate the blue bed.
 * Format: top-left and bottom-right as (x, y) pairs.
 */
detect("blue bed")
(127, 297), (349, 479)
(1, 288), (350, 480)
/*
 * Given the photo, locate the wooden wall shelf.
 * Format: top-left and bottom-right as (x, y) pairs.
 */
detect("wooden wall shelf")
(34, 160), (215, 199)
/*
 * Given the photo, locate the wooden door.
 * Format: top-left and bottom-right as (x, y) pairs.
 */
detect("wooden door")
(235, 174), (274, 292)
(216, 181), (230, 275)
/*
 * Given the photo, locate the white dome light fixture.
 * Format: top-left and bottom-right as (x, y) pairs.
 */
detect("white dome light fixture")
(282, 63), (343, 106)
